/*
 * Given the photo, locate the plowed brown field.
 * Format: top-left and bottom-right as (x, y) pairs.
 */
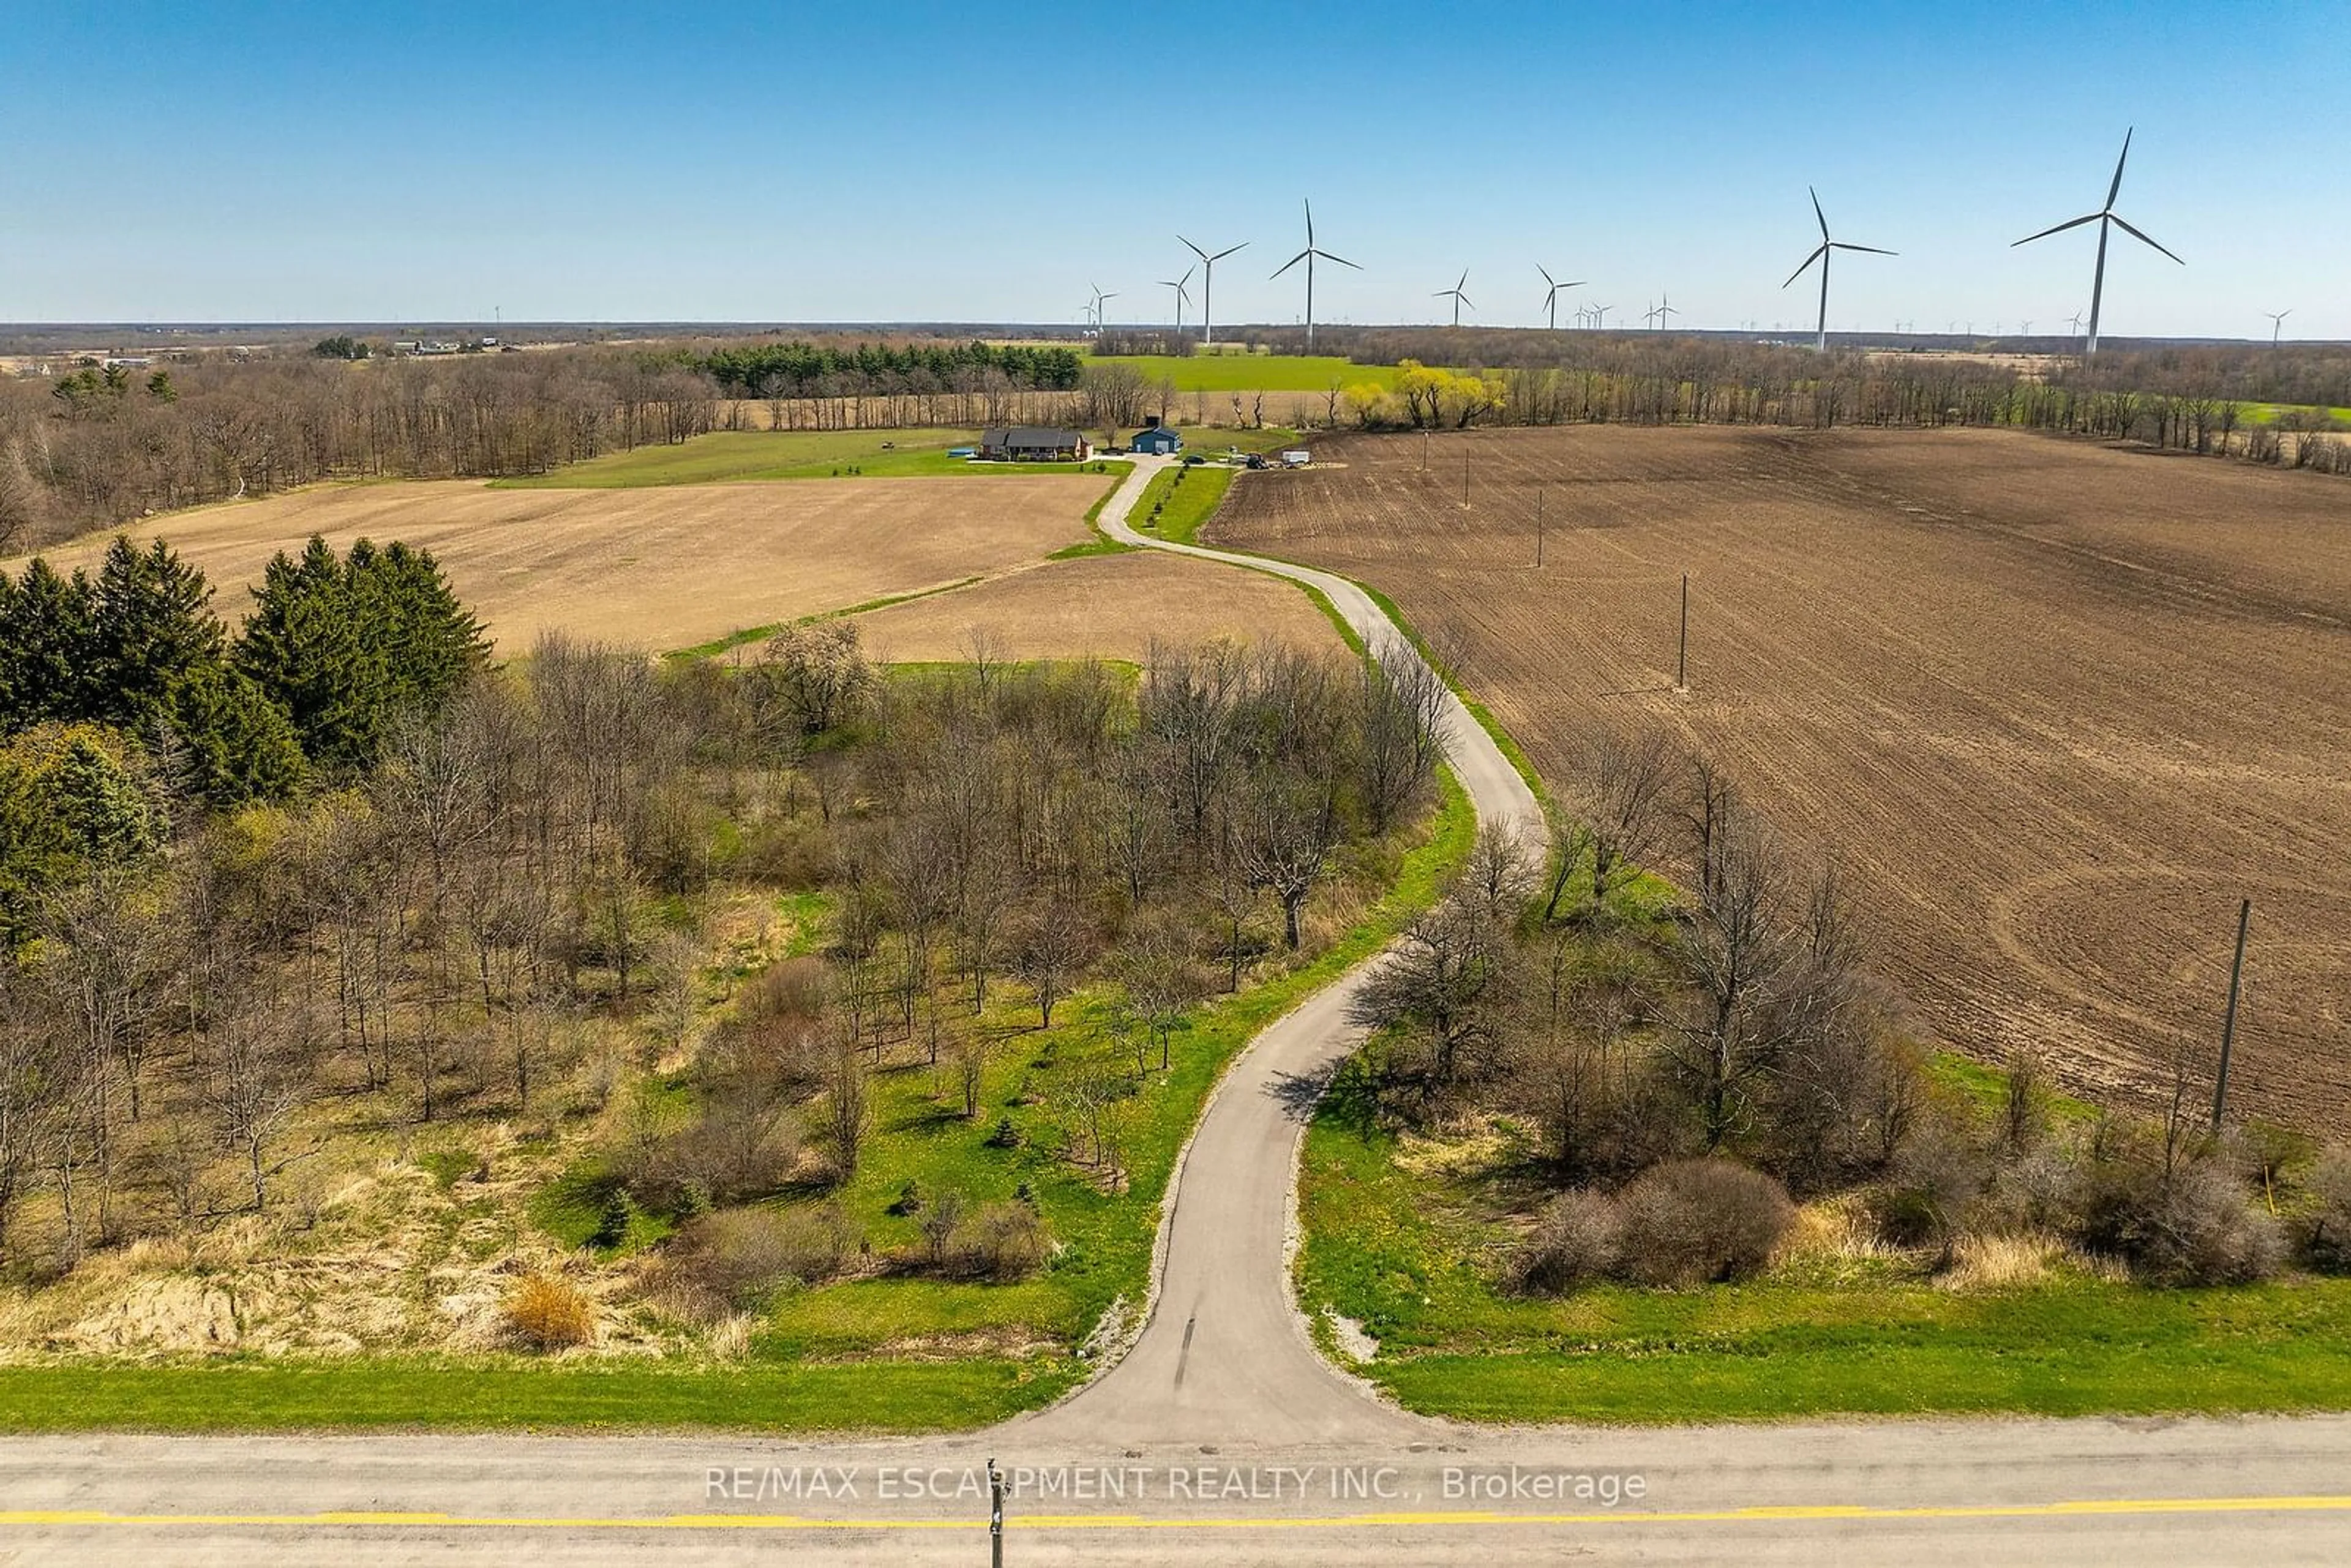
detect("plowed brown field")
(13, 476), (1104, 653)
(1217, 426), (2351, 1130)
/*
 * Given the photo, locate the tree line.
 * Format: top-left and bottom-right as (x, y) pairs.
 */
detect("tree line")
(688, 340), (1084, 398)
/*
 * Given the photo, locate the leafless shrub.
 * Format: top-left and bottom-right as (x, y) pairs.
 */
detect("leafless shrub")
(2063, 1129), (2285, 1285)
(2302, 1147), (2351, 1273)
(1614, 1158), (1795, 1286)
(950, 1200), (1051, 1280)
(657, 1203), (858, 1319)
(1512, 1189), (1623, 1294)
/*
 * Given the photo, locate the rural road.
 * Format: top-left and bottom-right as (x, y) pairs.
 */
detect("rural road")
(6, 457), (2348, 1565)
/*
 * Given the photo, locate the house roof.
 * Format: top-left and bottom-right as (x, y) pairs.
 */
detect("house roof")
(982, 426), (1085, 446)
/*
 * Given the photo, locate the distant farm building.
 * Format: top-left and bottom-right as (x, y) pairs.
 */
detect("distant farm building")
(1281, 449), (1312, 467)
(1129, 424), (1183, 456)
(980, 426), (1092, 462)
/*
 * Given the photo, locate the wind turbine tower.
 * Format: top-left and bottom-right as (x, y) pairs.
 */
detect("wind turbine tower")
(1434, 269), (1474, 328)
(1539, 264), (1586, 330)
(1178, 235), (1248, 346)
(1782, 187), (1895, 353)
(2266, 309), (2292, 347)
(1159, 266), (1194, 337)
(2012, 128), (2183, 356)
(1270, 198), (1360, 353)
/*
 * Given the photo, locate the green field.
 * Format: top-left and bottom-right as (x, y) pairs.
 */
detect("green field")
(1297, 1081), (2351, 1424)
(492, 429), (1123, 488)
(1091, 354), (1401, 393)
(2230, 402), (2351, 428)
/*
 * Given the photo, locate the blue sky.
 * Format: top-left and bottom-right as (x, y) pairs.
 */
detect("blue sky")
(4, 0), (2344, 338)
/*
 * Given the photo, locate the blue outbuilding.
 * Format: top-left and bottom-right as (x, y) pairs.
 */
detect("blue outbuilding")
(1128, 424), (1183, 456)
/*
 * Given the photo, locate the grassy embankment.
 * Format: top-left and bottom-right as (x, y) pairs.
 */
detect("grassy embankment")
(1127, 464), (1234, 547)
(0, 768), (1475, 1434)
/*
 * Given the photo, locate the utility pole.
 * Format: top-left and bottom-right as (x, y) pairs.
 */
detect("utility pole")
(1676, 574), (1689, 690)
(1422, 427), (1430, 471)
(1461, 447), (1470, 509)
(1535, 486), (1544, 568)
(2210, 898), (2252, 1133)
(987, 1457), (1005, 1567)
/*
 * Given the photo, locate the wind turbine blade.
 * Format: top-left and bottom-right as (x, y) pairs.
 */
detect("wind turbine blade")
(1303, 197), (1314, 244)
(1781, 245), (1828, 288)
(1539, 264), (1556, 287)
(1810, 186), (1829, 242)
(1459, 293), (1474, 310)
(2108, 214), (2184, 265)
(1456, 268), (1469, 291)
(1831, 243), (1898, 256)
(1212, 242), (1248, 260)
(1560, 280), (1587, 289)
(2012, 212), (2102, 246)
(1179, 236), (1207, 262)
(1271, 250), (1310, 279)
(1319, 250), (1362, 270)
(2106, 127), (2133, 211)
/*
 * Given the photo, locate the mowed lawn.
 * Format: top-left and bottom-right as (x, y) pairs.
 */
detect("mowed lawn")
(495, 428), (1121, 488)
(1090, 354), (1401, 392)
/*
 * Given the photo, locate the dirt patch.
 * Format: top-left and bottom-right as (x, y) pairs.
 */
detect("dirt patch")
(848, 552), (1343, 664)
(1217, 424), (2351, 1132)
(10, 475), (1108, 653)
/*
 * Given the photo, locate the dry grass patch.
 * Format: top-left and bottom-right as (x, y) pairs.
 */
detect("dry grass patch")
(848, 553), (1344, 664)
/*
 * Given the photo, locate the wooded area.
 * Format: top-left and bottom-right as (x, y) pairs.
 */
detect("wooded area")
(0, 556), (1449, 1332)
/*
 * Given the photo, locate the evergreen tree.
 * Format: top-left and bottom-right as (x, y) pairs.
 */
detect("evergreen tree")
(0, 558), (97, 732)
(236, 535), (487, 773)
(161, 661), (307, 806)
(0, 723), (163, 947)
(357, 539), (489, 715)
(236, 536), (380, 773)
(87, 535), (225, 730)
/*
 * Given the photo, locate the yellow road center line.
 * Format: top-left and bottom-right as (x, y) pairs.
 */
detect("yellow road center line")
(5, 1496), (2351, 1531)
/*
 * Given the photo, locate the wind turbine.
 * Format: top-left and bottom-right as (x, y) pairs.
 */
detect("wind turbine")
(1589, 303), (1613, 329)
(1433, 269), (1473, 328)
(1539, 264), (1586, 330)
(2265, 309), (2292, 347)
(2067, 310), (2086, 339)
(2012, 127), (2182, 356)
(1158, 266), (1194, 337)
(1649, 293), (1679, 331)
(1781, 187), (1894, 354)
(1270, 198), (1360, 353)
(1087, 282), (1120, 336)
(1178, 235), (1247, 346)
